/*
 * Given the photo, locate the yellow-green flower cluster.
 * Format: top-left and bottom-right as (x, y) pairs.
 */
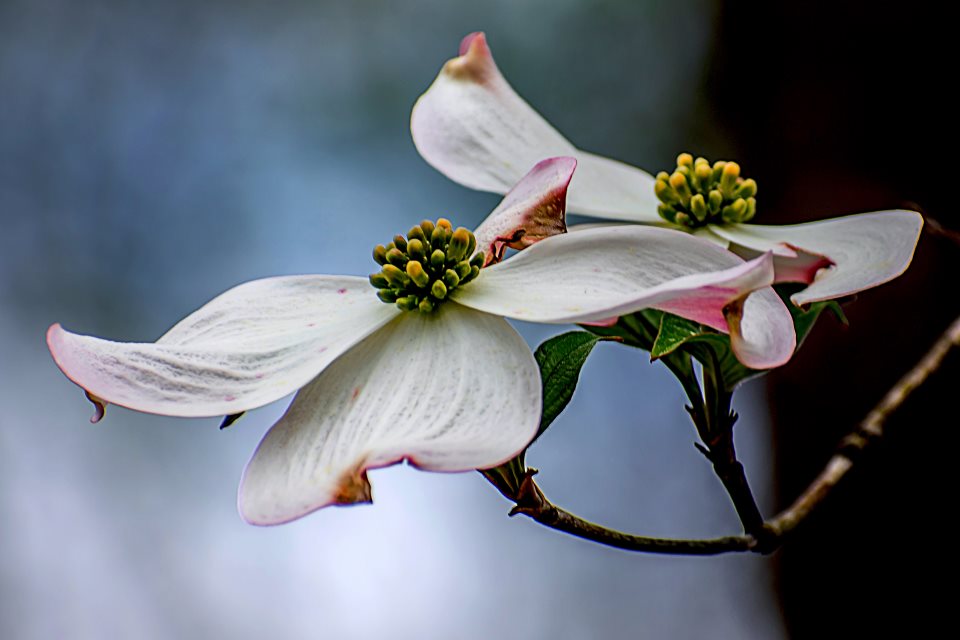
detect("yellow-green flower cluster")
(655, 153), (758, 228)
(370, 218), (485, 313)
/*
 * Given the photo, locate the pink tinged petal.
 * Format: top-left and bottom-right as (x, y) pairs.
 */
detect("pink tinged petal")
(411, 33), (661, 223)
(451, 226), (796, 368)
(472, 157), (575, 265)
(770, 247), (835, 284)
(724, 288), (797, 370)
(238, 304), (541, 525)
(710, 210), (924, 306)
(47, 276), (399, 418)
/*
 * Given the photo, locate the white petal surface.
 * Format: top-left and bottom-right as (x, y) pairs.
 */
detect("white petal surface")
(239, 304), (541, 525)
(710, 210), (923, 305)
(472, 157), (574, 264)
(452, 226), (796, 368)
(411, 32), (660, 222)
(48, 276), (398, 417)
(725, 288), (798, 370)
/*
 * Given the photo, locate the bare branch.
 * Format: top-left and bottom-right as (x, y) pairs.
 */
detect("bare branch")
(510, 470), (754, 555)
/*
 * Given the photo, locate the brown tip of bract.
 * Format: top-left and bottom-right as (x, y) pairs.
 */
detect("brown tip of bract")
(333, 465), (373, 505)
(458, 31), (485, 56)
(85, 391), (107, 424)
(446, 32), (493, 81)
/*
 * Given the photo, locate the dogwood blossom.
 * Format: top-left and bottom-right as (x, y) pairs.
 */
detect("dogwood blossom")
(411, 33), (923, 307)
(48, 158), (795, 525)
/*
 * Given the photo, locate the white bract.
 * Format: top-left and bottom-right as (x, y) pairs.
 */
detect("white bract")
(411, 33), (923, 307)
(48, 158), (795, 526)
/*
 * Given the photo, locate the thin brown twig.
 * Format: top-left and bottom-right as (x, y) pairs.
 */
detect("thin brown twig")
(509, 469), (755, 555)
(767, 312), (960, 538)
(508, 313), (960, 555)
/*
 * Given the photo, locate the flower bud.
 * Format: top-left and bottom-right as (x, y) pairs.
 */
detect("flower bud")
(406, 260), (431, 289)
(720, 162), (741, 198)
(377, 289), (398, 303)
(690, 193), (708, 222)
(396, 295), (419, 312)
(430, 224), (447, 248)
(408, 225), (427, 243)
(431, 249), (446, 270)
(721, 198), (747, 222)
(382, 264), (407, 287)
(386, 248), (407, 268)
(658, 203), (678, 224)
(446, 228), (471, 262)
(735, 178), (757, 199)
(407, 238), (426, 262)
(444, 269), (460, 288)
(655, 179), (680, 205)
(669, 172), (692, 207)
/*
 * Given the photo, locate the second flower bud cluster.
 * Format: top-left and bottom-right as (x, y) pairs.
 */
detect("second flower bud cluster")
(655, 153), (758, 228)
(370, 218), (486, 313)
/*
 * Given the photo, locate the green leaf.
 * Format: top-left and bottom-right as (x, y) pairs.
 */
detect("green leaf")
(650, 314), (704, 359)
(789, 299), (847, 348)
(534, 331), (607, 441)
(652, 313), (764, 391)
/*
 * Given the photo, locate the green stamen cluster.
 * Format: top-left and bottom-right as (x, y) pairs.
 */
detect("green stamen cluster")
(655, 153), (758, 228)
(370, 218), (485, 313)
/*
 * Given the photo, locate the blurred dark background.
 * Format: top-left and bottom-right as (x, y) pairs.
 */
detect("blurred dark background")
(0, 1), (954, 638)
(710, 1), (957, 636)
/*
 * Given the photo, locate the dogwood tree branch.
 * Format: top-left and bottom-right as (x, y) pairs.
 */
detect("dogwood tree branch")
(509, 469), (755, 555)
(510, 313), (960, 555)
(766, 312), (960, 538)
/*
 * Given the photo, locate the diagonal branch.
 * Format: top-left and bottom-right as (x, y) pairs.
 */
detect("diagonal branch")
(507, 313), (960, 555)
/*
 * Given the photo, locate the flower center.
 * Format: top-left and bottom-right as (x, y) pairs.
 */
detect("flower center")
(369, 218), (486, 313)
(654, 153), (758, 229)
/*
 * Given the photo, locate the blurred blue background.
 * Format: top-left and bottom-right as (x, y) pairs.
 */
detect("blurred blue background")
(1, 1), (953, 638)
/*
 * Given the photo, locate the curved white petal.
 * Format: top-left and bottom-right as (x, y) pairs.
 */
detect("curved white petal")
(472, 157), (574, 264)
(710, 210), (923, 305)
(452, 226), (796, 368)
(725, 288), (798, 370)
(411, 32), (660, 223)
(48, 276), (398, 418)
(692, 225), (732, 249)
(239, 304), (541, 525)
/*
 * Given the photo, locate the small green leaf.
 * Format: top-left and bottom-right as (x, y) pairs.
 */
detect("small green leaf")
(789, 299), (847, 348)
(534, 331), (607, 440)
(651, 313), (764, 391)
(650, 314), (705, 359)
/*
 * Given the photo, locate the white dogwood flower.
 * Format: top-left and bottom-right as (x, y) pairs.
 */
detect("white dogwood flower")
(411, 33), (923, 307)
(48, 158), (794, 525)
